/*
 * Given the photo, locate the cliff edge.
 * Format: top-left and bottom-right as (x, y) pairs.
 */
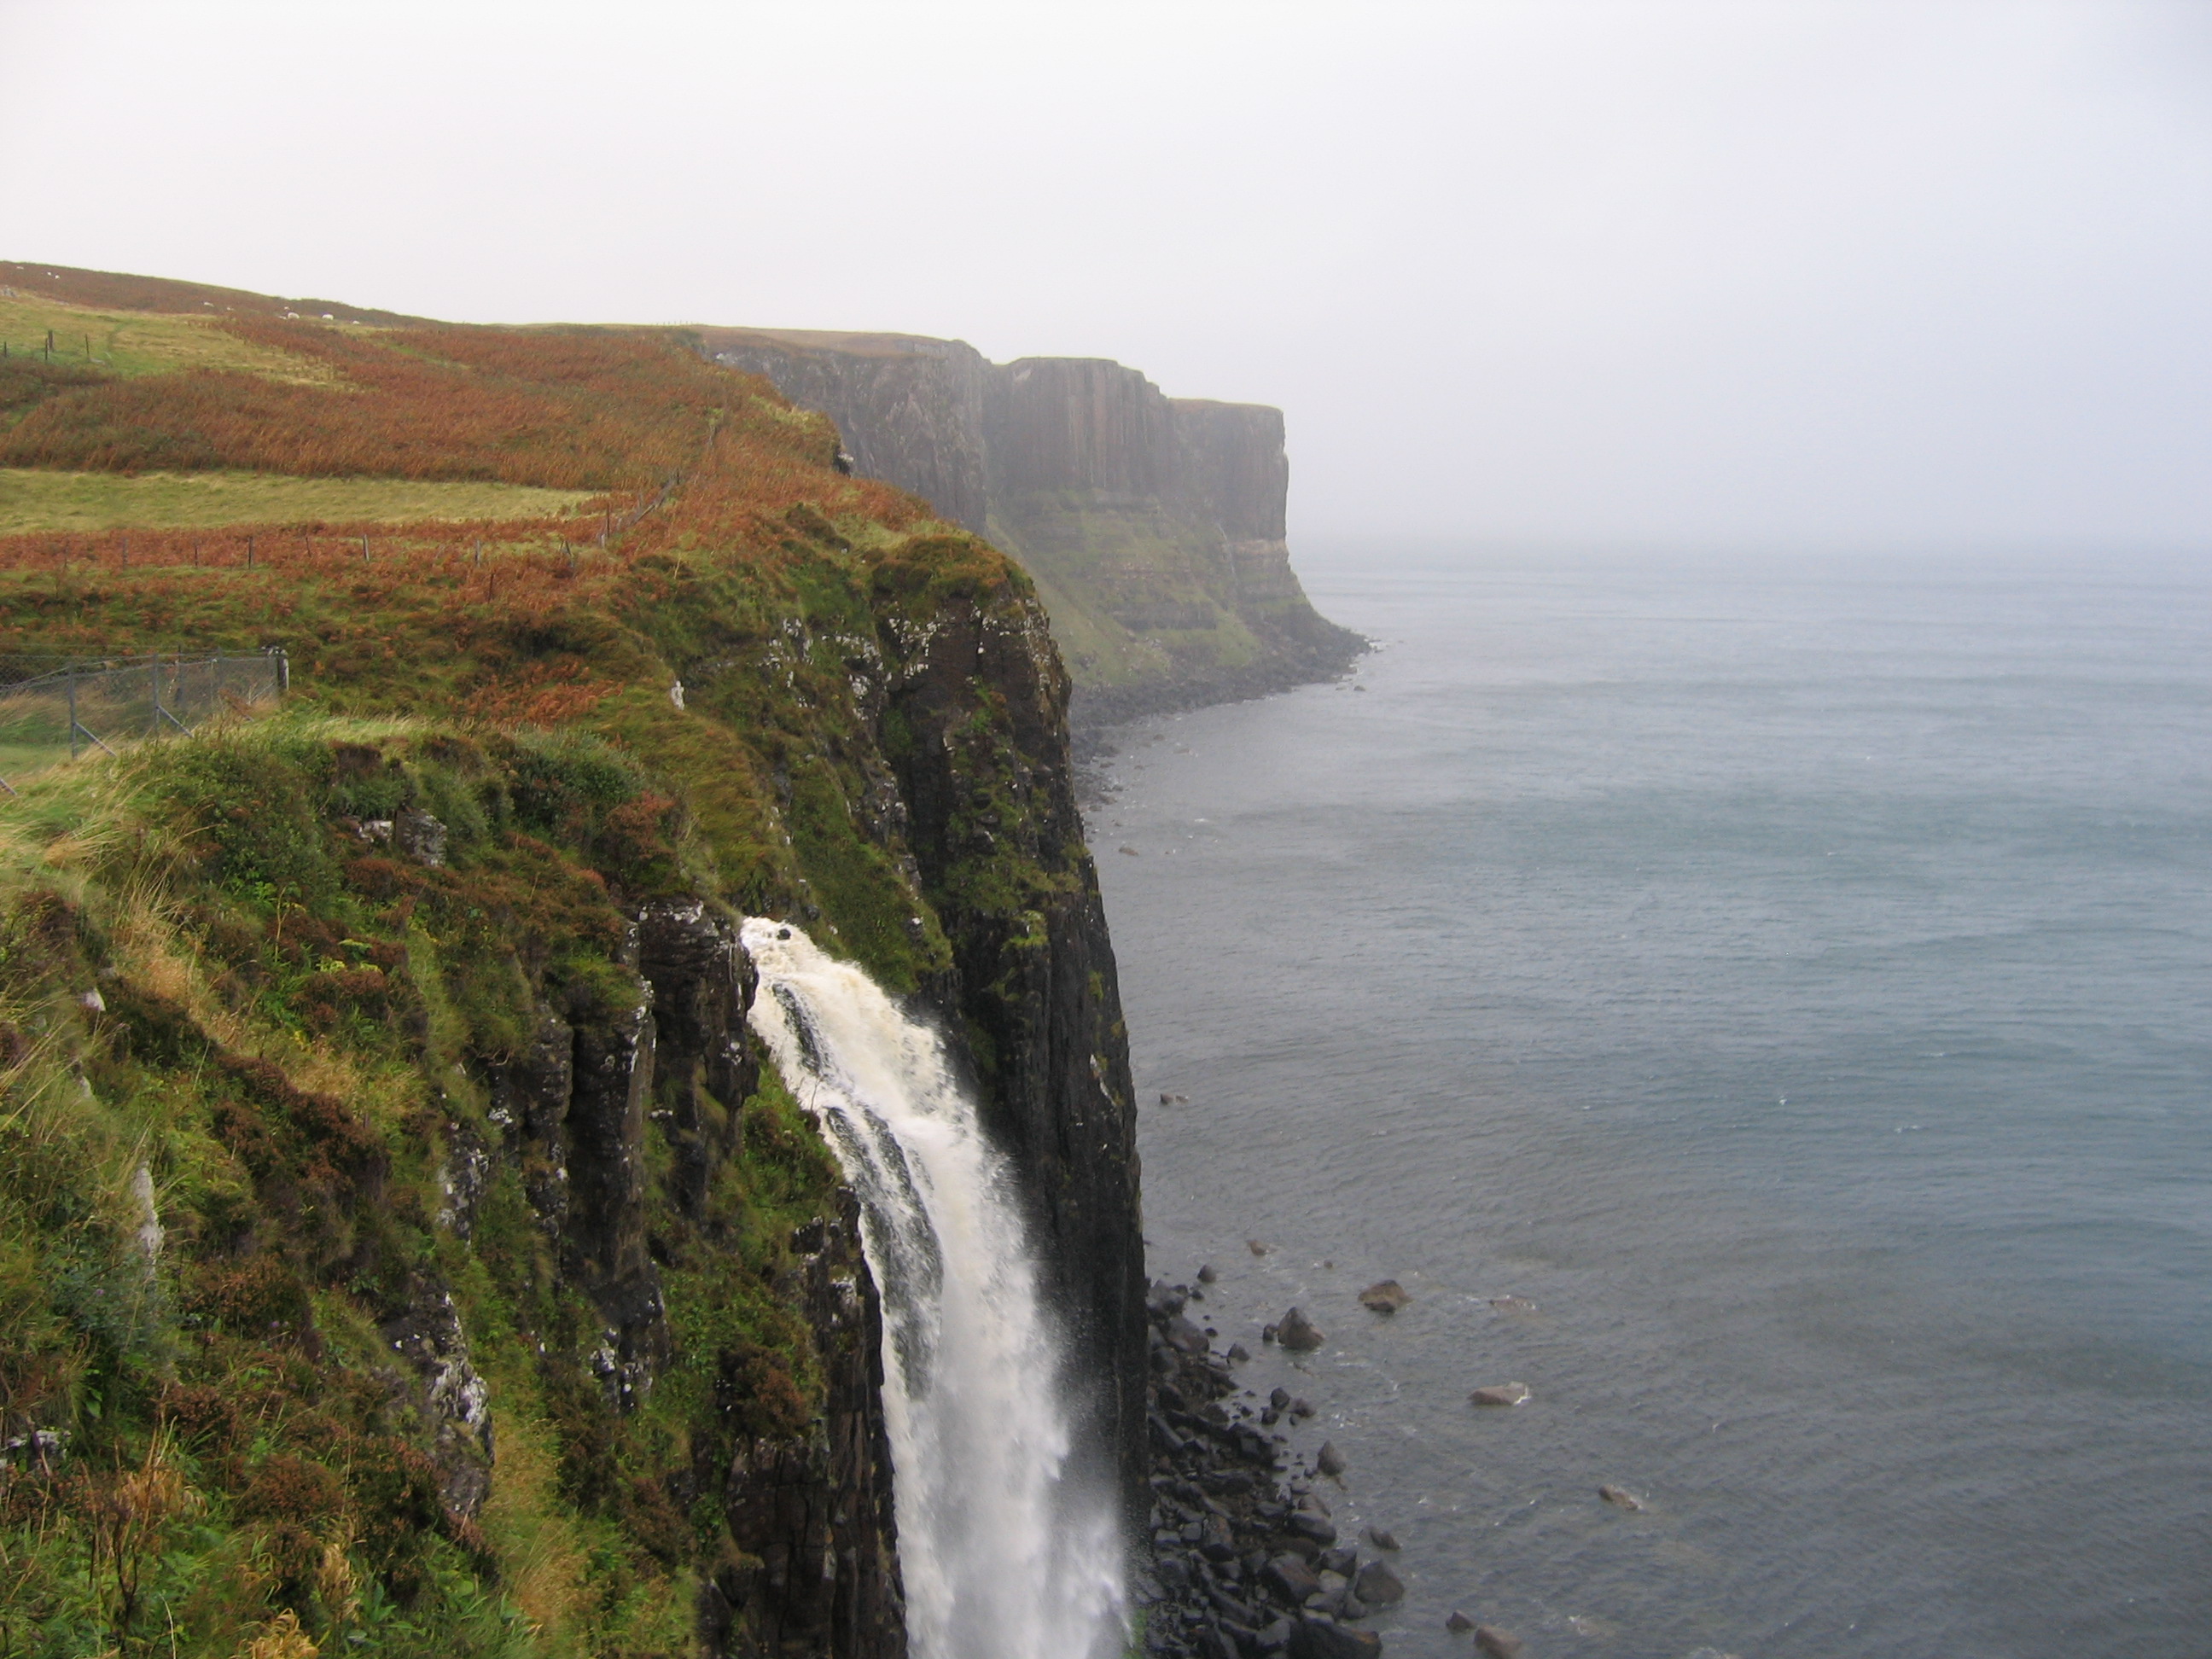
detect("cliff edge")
(700, 329), (1365, 727)
(0, 265), (1149, 1657)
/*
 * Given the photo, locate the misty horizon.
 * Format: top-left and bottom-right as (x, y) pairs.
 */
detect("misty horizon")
(7, 1), (2211, 551)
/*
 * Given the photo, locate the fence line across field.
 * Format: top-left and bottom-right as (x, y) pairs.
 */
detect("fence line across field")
(0, 650), (288, 792)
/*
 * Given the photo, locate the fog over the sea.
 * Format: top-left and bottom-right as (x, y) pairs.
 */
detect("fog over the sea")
(4, 0), (2208, 551)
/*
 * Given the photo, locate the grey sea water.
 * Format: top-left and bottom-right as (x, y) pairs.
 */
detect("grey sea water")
(1091, 547), (2212, 1659)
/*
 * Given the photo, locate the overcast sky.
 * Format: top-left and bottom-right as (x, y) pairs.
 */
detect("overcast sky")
(4, 0), (2209, 550)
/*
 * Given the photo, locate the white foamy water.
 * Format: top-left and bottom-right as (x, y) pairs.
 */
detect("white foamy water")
(739, 919), (1124, 1659)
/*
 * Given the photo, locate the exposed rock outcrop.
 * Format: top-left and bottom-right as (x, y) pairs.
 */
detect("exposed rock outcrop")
(713, 1197), (904, 1659)
(868, 559), (1150, 1517)
(701, 329), (1365, 726)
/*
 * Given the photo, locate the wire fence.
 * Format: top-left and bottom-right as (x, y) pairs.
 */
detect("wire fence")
(0, 650), (288, 793)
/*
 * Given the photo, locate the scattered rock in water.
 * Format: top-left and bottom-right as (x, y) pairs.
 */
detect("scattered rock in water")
(1249, 1238), (1272, 1255)
(1446, 1609), (1476, 1633)
(1121, 845), (1142, 856)
(1598, 1483), (1645, 1511)
(1353, 1560), (1406, 1605)
(1278, 1307), (1325, 1351)
(1271, 1387), (1293, 1411)
(1489, 1295), (1539, 1314)
(1289, 1396), (1317, 1419)
(1226, 1342), (1251, 1363)
(1316, 1441), (1348, 1477)
(1198, 1263), (1218, 1284)
(1474, 1627), (1523, 1659)
(1364, 1524), (1400, 1551)
(1470, 1382), (1531, 1407)
(1359, 1279), (1412, 1313)
(1139, 1268), (1396, 1656)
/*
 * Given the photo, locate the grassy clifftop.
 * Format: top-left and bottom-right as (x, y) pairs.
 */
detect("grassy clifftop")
(0, 266), (1118, 1657)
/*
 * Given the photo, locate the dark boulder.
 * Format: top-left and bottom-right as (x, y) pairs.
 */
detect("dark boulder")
(1166, 1314), (1212, 1355)
(1358, 1279), (1411, 1313)
(1475, 1627), (1523, 1658)
(1289, 1618), (1383, 1658)
(1278, 1307), (1325, 1351)
(1316, 1441), (1347, 1477)
(1262, 1553), (1324, 1604)
(1353, 1561), (1405, 1605)
(1288, 1511), (1338, 1545)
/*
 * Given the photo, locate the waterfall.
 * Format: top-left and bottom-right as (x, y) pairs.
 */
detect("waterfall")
(740, 919), (1125, 1659)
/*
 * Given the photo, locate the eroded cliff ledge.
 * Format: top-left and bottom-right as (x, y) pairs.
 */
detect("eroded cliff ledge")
(700, 329), (1365, 727)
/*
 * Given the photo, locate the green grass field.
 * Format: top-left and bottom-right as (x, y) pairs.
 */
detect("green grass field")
(0, 290), (339, 383)
(0, 466), (594, 533)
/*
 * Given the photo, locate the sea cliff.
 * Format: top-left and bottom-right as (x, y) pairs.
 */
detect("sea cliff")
(701, 329), (1365, 725)
(0, 267), (1144, 1657)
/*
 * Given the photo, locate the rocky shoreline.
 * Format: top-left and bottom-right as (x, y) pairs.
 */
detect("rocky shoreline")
(1136, 1278), (1407, 1659)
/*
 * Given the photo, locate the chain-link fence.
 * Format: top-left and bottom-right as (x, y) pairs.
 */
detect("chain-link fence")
(0, 651), (288, 792)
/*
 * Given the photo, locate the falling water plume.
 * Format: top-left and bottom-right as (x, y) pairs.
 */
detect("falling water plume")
(740, 919), (1125, 1659)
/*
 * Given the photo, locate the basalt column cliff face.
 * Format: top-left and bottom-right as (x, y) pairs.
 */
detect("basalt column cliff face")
(0, 265), (1152, 1659)
(701, 329), (1364, 725)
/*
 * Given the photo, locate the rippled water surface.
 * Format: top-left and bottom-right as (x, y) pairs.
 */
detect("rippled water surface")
(1091, 548), (2211, 1659)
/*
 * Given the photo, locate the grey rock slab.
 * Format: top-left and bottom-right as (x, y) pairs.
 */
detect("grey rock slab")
(1470, 1382), (1532, 1407)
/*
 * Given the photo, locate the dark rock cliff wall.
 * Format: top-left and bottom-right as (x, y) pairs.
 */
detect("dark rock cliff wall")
(867, 571), (1150, 1514)
(703, 330), (992, 535)
(490, 901), (908, 1657)
(700, 331), (1364, 725)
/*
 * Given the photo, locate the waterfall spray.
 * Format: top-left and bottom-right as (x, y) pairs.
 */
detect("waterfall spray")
(741, 919), (1125, 1659)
